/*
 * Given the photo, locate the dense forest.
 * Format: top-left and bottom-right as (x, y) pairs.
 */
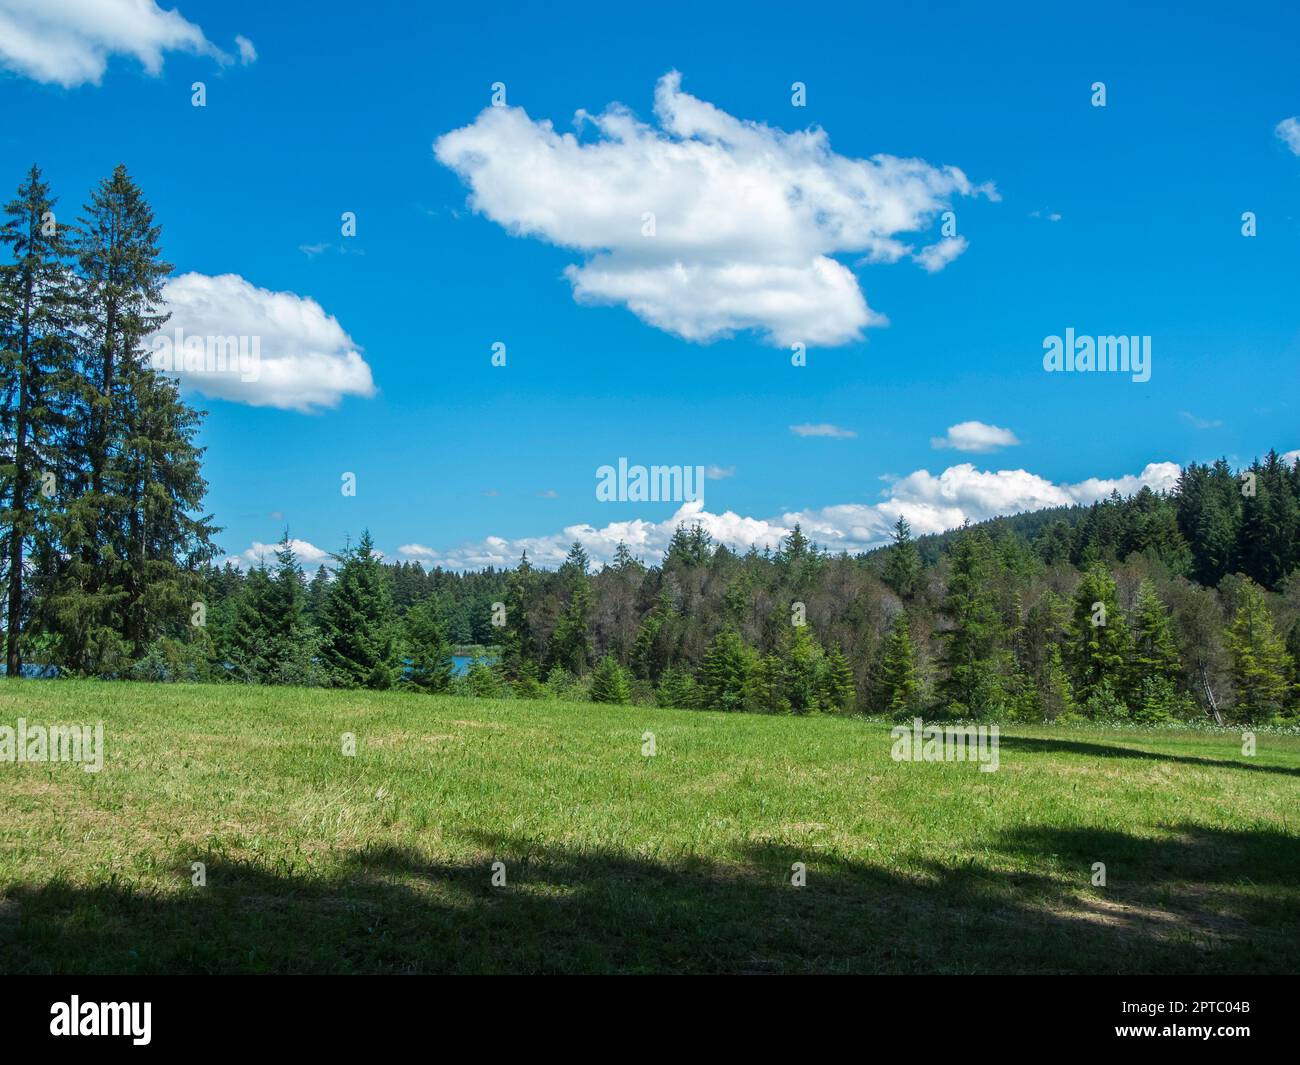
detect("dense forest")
(2, 165), (1298, 724)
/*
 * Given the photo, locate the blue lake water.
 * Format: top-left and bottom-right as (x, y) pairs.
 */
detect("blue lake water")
(451, 655), (498, 676)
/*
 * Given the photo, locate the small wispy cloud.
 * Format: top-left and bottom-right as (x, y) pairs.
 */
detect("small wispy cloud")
(1030, 209), (1062, 222)
(704, 465), (735, 480)
(298, 242), (364, 259)
(790, 423), (856, 439)
(1276, 116), (1300, 156)
(930, 420), (1020, 453)
(537, 489), (559, 499)
(1180, 411), (1223, 430)
(913, 236), (968, 273)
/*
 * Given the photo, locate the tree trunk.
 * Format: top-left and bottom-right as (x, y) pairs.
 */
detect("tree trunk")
(4, 244), (33, 679)
(1200, 665), (1224, 726)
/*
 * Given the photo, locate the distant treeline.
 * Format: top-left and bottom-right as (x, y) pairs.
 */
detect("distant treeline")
(194, 453), (1298, 725)
(2, 164), (1297, 723)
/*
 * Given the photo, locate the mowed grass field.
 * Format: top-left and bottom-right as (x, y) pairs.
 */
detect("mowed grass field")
(0, 679), (1297, 974)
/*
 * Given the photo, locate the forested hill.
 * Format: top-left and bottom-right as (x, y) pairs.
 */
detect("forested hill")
(876, 451), (1299, 590)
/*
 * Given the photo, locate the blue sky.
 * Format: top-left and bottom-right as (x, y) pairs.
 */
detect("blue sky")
(2, 0), (1297, 570)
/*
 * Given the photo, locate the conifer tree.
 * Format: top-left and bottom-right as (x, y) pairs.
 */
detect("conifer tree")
(1130, 578), (1180, 689)
(743, 652), (789, 713)
(1041, 645), (1075, 722)
(550, 543), (592, 674)
(500, 551), (538, 677)
(225, 536), (317, 684)
(938, 528), (1006, 716)
(589, 653), (630, 704)
(819, 644), (856, 712)
(0, 165), (77, 677)
(403, 596), (453, 692)
(879, 615), (922, 718)
(225, 564), (279, 681)
(698, 628), (755, 711)
(883, 515), (921, 599)
(48, 165), (214, 671)
(631, 589), (676, 681)
(306, 564), (330, 623)
(1226, 580), (1293, 721)
(319, 531), (400, 689)
(782, 624), (825, 714)
(1066, 563), (1133, 708)
(656, 665), (696, 709)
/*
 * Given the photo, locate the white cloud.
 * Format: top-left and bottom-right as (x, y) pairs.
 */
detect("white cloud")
(434, 71), (994, 347)
(0, 0), (242, 87)
(1276, 117), (1300, 156)
(234, 34), (256, 66)
(1280, 449), (1299, 465)
(409, 459), (1181, 570)
(704, 465), (735, 480)
(790, 423), (857, 439)
(930, 420), (1020, 453)
(151, 272), (376, 413)
(913, 236), (967, 273)
(1180, 411), (1223, 430)
(398, 543), (436, 560)
(233, 538), (331, 570)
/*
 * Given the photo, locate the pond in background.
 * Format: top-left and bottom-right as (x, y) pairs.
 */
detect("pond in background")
(451, 654), (499, 677)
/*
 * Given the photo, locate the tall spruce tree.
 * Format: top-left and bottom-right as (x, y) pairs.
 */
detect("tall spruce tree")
(938, 528), (1007, 716)
(46, 165), (213, 672)
(883, 515), (921, 599)
(0, 165), (77, 677)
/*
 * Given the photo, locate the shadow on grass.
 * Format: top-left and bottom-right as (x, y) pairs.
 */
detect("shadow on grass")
(1, 824), (1296, 974)
(997, 735), (1300, 778)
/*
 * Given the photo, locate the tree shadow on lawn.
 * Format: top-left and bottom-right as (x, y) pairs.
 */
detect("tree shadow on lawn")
(2, 824), (1295, 975)
(997, 735), (1300, 778)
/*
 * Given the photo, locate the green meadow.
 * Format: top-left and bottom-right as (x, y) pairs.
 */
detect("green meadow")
(1, 679), (1296, 974)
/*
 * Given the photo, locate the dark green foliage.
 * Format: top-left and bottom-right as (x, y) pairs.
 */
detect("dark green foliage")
(549, 546), (593, 675)
(698, 629), (756, 711)
(1226, 580), (1293, 722)
(1130, 579), (1180, 687)
(878, 615), (922, 718)
(225, 536), (323, 686)
(937, 529), (1008, 717)
(319, 532), (401, 689)
(589, 654), (631, 704)
(819, 644), (856, 712)
(1067, 563), (1133, 707)
(0, 166), (78, 678)
(883, 516), (921, 599)
(403, 597), (454, 692)
(656, 665), (696, 709)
